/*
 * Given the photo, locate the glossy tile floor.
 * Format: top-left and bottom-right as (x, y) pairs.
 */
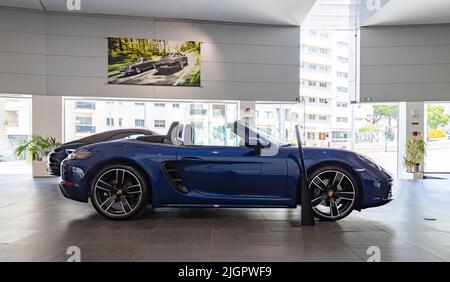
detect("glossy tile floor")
(1, 175), (450, 262)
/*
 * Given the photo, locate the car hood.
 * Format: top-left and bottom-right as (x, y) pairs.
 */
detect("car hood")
(282, 145), (350, 153)
(53, 142), (86, 152)
(281, 146), (391, 178)
(282, 146), (357, 159)
(76, 138), (132, 150)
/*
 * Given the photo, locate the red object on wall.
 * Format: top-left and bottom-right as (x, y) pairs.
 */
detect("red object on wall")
(412, 131), (419, 137)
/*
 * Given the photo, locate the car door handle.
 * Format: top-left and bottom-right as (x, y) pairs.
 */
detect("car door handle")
(181, 156), (203, 162)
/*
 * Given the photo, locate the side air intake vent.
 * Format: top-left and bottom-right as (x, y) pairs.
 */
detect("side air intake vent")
(162, 162), (189, 194)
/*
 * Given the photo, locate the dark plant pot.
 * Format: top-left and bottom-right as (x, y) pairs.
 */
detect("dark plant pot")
(414, 163), (420, 173)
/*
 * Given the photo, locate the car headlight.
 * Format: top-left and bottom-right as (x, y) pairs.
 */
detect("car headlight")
(357, 154), (381, 170)
(67, 149), (93, 160)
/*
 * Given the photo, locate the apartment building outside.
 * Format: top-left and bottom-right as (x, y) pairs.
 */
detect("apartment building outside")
(64, 99), (238, 146)
(256, 29), (352, 148)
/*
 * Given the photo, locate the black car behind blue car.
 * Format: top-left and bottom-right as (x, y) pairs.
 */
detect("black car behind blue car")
(47, 128), (155, 176)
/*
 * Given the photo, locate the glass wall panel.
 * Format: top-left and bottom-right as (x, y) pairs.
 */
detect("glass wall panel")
(255, 102), (399, 177)
(352, 103), (399, 177)
(64, 98), (238, 146)
(0, 96), (32, 175)
(425, 103), (450, 173)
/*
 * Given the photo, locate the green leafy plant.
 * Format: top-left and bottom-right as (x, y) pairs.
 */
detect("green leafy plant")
(15, 136), (61, 161)
(403, 136), (426, 173)
(427, 105), (450, 129)
(358, 125), (380, 132)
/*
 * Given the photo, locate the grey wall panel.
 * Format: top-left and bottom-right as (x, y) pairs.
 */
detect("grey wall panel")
(0, 73), (46, 95)
(360, 25), (450, 102)
(0, 30), (46, 54)
(202, 43), (299, 65)
(47, 76), (156, 98)
(0, 52), (46, 74)
(46, 14), (300, 46)
(361, 45), (450, 66)
(47, 76), (298, 101)
(46, 57), (298, 83)
(46, 55), (106, 77)
(202, 62), (299, 84)
(45, 36), (299, 66)
(156, 81), (299, 101)
(155, 21), (300, 46)
(46, 14), (157, 38)
(361, 65), (450, 84)
(0, 9), (45, 34)
(46, 35), (106, 57)
(0, 9), (299, 101)
(361, 26), (450, 47)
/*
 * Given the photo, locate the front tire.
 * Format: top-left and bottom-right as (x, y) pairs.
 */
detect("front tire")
(90, 164), (149, 220)
(308, 166), (359, 221)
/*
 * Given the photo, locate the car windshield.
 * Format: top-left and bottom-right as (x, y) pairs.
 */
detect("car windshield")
(228, 120), (287, 147)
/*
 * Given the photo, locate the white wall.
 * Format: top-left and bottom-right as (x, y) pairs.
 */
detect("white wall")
(359, 25), (450, 102)
(0, 7), (300, 101)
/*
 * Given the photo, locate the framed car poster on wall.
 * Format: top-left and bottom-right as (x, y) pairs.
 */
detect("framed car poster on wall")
(107, 37), (201, 87)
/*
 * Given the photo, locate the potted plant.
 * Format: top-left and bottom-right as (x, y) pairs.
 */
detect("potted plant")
(403, 136), (426, 179)
(15, 136), (61, 177)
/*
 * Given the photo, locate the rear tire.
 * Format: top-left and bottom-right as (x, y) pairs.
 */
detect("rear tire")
(89, 164), (149, 220)
(308, 165), (359, 221)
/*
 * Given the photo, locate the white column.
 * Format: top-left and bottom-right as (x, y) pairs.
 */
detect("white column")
(32, 95), (62, 142)
(397, 102), (407, 179)
(397, 102), (425, 179)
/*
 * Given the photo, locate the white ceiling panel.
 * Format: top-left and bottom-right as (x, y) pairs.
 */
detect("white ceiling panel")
(0, 0), (316, 26)
(363, 0), (450, 26)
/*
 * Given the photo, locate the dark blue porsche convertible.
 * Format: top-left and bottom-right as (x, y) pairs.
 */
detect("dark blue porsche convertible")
(60, 121), (393, 221)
